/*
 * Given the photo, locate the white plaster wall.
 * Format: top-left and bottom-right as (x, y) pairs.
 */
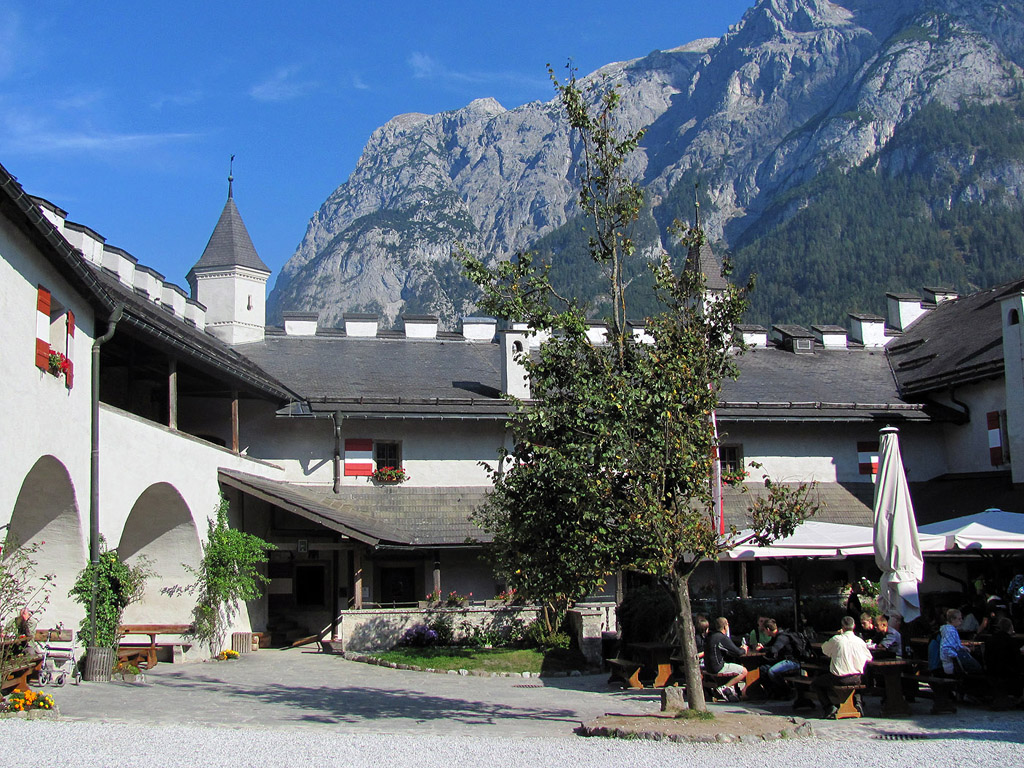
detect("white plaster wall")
(935, 380), (1008, 475)
(721, 421), (948, 484)
(241, 407), (507, 487)
(97, 405), (286, 543)
(192, 268), (267, 344)
(0, 217), (94, 529)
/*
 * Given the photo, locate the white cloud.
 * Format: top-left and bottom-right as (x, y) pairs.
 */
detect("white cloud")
(406, 51), (545, 91)
(0, 111), (197, 156)
(249, 65), (318, 102)
(351, 73), (370, 91)
(0, 9), (22, 80)
(150, 90), (204, 110)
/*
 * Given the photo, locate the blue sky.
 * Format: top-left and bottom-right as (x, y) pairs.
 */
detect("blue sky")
(0, 1), (754, 287)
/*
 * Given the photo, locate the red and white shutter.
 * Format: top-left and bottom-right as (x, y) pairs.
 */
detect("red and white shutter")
(344, 439), (374, 476)
(858, 441), (879, 477)
(987, 411), (1004, 466)
(64, 310), (75, 389)
(35, 286), (51, 370)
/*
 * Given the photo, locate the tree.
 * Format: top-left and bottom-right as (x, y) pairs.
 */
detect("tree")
(69, 536), (150, 649)
(463, 65), (814, 711)
(180, 497), (273, 655)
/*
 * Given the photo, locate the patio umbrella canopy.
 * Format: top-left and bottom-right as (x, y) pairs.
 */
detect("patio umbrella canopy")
(722, 521), (878, 560)
(919, 509), (1024, 550)
(873, 426), (925, 622)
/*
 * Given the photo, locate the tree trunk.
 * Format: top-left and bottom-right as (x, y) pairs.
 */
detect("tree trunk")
(669, 569), (707, 711)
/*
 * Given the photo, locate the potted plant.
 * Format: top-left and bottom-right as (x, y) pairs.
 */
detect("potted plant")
(46, 348), (71, 380)
(68, 537), (150, 682)
(371, 466), (409, 484)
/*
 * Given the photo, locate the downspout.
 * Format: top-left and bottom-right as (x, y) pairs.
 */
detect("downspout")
(332, 411), (344, 493)
(89, 305), (123, 647)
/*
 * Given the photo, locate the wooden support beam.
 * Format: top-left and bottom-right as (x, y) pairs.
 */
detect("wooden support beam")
(168, 358), (178, 430)
(231, 390), (239, 453)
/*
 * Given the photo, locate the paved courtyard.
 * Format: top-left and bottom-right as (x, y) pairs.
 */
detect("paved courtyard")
(3, 648), (1023, 766)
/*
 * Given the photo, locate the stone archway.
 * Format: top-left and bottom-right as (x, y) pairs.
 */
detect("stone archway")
(8, 455), (87, 629)
(117, 483), (201, 625)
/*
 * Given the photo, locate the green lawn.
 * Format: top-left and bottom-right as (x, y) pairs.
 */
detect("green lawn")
(368, 646), (587, 674)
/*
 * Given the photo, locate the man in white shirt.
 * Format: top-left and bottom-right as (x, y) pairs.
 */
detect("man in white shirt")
(812, 615), (872, 718)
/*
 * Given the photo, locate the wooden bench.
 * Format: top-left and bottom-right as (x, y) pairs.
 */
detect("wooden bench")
(1, 655), (42, 694)
(902, 673), (960, 712)
(606, 658), (644, 689)
(702, 670), (737, 700)
(785, 675), (865, 717)
(118, 624), (192, 669)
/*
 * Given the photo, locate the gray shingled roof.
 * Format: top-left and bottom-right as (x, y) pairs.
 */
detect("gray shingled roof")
(188, 195), (270, 277)
(87, 264), (297, 402)
(719, 345), (933, 422)
(887, 278), (1024, 395)
(723, 482), (875, 528)
(686, 240), (729, 292)
(219, 469), (491, 546)
(239, 333), (511, 417)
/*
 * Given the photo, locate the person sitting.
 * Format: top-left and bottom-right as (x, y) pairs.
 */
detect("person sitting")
(704, 617), (748, 702)
(871, 614), (902, 659)
(757, 620), (802, 698)
(939, 608), (983, 675)
(747, 615), (772, 650)
(856, 612), (876, 641)
(694, 615), (710, 668)
(812, 615), (872, 719)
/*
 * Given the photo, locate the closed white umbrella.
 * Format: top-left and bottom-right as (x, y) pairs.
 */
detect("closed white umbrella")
(873, 426), (925, 622)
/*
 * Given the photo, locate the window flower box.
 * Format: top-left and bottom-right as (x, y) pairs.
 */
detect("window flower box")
(371, 466), (408, 484)
(47, 348), (71, 381)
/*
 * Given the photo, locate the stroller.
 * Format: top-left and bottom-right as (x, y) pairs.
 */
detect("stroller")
(37, 625), (81, 686)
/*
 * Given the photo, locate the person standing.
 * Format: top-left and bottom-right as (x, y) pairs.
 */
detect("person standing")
(813, 615), (872, 718)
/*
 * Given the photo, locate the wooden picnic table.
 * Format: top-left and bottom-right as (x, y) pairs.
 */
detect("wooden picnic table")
(626, 642), (676, 688)
(739, 651), (765, 697)
(866, 658), (914, 716)
(118, 624), (192, 669)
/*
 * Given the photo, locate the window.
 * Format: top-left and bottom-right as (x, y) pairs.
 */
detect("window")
(34, 285), (75, 389)
(719, 445), (745, 485)
(988, 411), (1010, 466)
(375, 441), (401, 470)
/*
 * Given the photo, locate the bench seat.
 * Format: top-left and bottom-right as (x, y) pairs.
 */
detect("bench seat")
(1, 656), (42, 694)
(606, 658), (644, 689)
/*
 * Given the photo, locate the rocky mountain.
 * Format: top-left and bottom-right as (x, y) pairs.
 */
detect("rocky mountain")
(268, 0), (1024, 330)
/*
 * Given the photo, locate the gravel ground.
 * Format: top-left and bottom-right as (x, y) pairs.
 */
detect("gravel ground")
(3, 649), (1022, 766)
(1, 719), (1023, 767)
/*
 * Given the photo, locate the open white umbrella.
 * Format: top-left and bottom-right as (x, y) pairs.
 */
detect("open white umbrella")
(873, 426), (925, 622)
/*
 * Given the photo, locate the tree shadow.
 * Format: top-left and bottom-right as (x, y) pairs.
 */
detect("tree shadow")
(145, 672), (584, 727)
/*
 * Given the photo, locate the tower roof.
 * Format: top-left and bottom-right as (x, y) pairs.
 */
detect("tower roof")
(188, 184), (270, 279)
(685, 239), (729, 292)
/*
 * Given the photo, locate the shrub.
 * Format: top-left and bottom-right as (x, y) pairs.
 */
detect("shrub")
(68, 536), (150, 648)
(399, 623), (439, 648)
(522, 618), (570, 651)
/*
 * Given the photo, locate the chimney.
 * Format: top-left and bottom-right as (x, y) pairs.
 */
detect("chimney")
(886, 292), (928, 332)
(629, 321), (654, 345)
(923, 286), (959, 305)
(737, 323), (768, 348)
(812, 324), (848, 349)
(500, 329), (531, 399)
(161, 282), (188, 318)
(510, 321), (550, 349)
(344, 313), (378, 337)
(772, 324), (815, 354)
(185, 299), (206, 330)
(283, 311), (319, 336)
(402, 314), (438, 339)
(849, 313), (888, 348)
(461, 316), (497, 342)
(133, 265), (165, 300)
(102, 245), (137, 287)
(585, 323), (608, 345)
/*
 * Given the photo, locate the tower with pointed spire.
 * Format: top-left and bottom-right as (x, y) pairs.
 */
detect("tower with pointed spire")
(187, 159), (271, 345)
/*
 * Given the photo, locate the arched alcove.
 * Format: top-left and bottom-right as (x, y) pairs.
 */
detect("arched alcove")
(118, 483), (201, 625)
(1009, 308), (1020, 326)
(8, 456), (87, 627)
